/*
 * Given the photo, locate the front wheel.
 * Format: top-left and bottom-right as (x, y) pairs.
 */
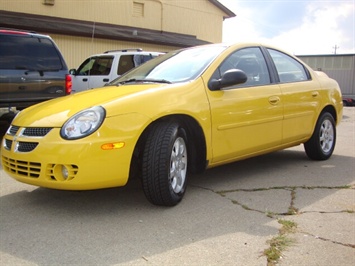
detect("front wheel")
(304, 112), (336, 160)
(142, 121), (188, 206)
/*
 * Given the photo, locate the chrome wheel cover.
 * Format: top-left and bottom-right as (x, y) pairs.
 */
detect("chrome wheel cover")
(169, 137), (187, 194)
(319, 119), (334, 153)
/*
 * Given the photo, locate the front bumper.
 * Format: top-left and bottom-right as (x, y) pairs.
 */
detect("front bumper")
(1, 124), (134, 190)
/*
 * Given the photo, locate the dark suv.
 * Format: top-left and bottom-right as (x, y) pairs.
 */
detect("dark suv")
(0, 29), (72, 110)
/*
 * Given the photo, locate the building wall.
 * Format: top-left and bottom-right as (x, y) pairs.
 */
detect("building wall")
(1, 0), (229, 69)
(1, 0), (225, 43)
(51, 34), (181, 69)
(298, 55), (355, 97)
(161, 0), (225, 43)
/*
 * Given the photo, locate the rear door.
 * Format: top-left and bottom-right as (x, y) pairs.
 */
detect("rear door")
(267, 48), (321, 143)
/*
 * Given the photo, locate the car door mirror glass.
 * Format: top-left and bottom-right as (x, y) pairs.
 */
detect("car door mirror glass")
(69, 69), (77, 75)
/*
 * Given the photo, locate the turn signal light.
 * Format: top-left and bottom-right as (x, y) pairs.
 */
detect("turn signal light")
(101, 142), (125, 150)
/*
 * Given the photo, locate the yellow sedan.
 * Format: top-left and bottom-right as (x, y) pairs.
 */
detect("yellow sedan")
(1, 43), (343, 206)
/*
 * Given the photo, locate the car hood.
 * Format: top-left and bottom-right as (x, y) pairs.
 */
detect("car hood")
(13, 84), (169, 127)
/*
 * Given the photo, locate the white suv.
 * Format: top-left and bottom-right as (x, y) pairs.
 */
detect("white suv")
(69, 49), (163, 93)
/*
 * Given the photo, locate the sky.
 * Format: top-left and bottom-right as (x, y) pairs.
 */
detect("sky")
(219, 0), (355, 55)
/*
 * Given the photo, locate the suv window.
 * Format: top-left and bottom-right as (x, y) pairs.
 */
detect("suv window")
(75, 54), (157, 77)
(76, 56), (114, 76)
(268, 49), (310, 83)
(117, 55), (135, 75)
(118, 54), (158, 75)
(0, 35), (64, 70)
(70, 50), (163, 93)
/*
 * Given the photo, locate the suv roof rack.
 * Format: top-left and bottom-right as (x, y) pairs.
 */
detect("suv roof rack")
(104, 48), (143, 53)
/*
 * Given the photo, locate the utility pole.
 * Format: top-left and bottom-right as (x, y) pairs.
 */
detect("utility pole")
(333, 44), (339, 54)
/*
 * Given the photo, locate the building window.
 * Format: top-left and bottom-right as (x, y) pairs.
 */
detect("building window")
(133, 2), (144, 17)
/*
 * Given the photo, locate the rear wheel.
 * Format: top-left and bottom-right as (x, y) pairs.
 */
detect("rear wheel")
(304, 112), (336, 160)
(142, 121), (188, 206)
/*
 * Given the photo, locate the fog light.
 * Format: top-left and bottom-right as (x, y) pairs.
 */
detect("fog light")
(62, 165), (69, 179)
(52, 164), (69, 181)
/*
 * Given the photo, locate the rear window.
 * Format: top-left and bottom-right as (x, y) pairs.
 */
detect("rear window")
(0, 35), (64, 70)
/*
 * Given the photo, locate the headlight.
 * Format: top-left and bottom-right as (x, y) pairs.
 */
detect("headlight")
(60, 106), (106, 140)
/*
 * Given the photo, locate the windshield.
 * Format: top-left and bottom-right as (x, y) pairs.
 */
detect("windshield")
(111, 45), (227, 85)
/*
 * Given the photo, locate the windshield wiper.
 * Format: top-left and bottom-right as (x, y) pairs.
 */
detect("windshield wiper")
(117, 78), (172, 86)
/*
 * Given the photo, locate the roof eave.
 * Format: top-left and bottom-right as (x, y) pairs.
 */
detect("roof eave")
(208, 0), (236, 19)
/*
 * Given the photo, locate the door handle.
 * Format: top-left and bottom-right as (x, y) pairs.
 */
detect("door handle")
(312, 91), (319, 97)
(268, 96), (280, 105)
(103, 79), (109, 82)
(82, 78), (88, 82)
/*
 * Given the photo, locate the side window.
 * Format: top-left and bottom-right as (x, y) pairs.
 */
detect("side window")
(77, 56), (113, 76)
(133, 54), (155, 67)
(117, 55), (135, 75)
(268, 49), (310, 83)
(211, 47), (271, 87)
(77, 58), (95, 75)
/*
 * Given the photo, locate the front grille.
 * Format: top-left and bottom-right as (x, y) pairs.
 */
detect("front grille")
(8, 125), (20, 136)
(2, 156), (41, 178)
(7, 125), (53, 137)
(4, 126), (53, 153)
(23, 127), (52, 137)
(4, 139), (12, 150)
(17, 142), (39, 152)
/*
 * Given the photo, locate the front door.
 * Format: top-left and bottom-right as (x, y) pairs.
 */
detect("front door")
(71, 56), (113, 93)
(206, 47), (284, 164)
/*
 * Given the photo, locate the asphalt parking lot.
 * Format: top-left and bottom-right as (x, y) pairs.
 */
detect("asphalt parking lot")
(0, 108), (354, 265)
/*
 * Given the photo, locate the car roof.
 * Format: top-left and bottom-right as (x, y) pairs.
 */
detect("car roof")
(0, 28), (51, 39)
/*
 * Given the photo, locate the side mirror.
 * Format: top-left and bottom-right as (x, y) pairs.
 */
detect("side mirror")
(69, 69), (77, 75)
(209, 69), (247, 91)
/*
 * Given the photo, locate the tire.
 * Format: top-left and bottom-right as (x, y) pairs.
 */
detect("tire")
(142, 121), (188, 206)
(304, 112), (336, 160)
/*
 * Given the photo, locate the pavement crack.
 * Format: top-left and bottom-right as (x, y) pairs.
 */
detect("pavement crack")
(300, 210), (354, 214)
(287, 188), (299, 215)
(301, 231), (355, 249)
(191, 184), (352, 218)
(263, 219), (297, 266)
(207, 185), (352, 217)
(193, 183), (355, 264)
(216, 185), (352, 194)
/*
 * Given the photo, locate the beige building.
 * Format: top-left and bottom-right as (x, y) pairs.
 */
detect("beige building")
(0, 0), (235, 68)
